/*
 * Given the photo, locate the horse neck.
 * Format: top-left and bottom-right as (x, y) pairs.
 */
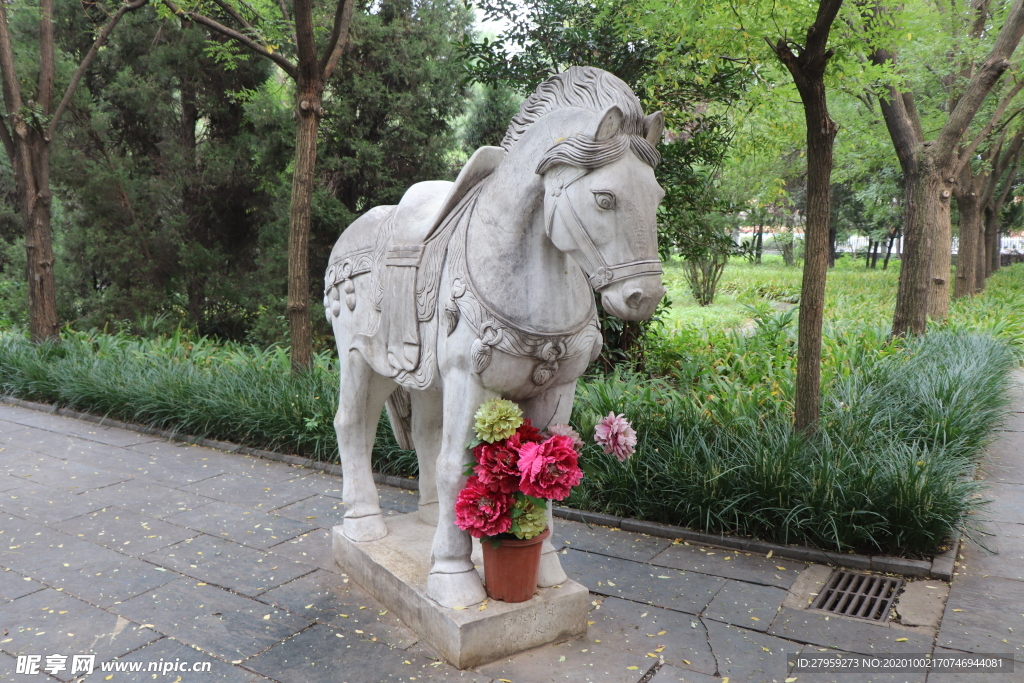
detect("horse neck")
(465, 157), (594, 334)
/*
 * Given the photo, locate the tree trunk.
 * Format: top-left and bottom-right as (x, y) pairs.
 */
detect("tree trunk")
(985, 206), (1000, 276)
(892, 164), (929, 335)
(952, 170), (982, 299)
(287, 82), (321, 372)
(770, 0), (843, 433)
(975, 219), (986, 292)
(793, 86), (837, 432)
(755, 223), (764, 264)
(883, 230), (896, 270)
(927, 168), (955, 318)
(23, 136), (58, 342)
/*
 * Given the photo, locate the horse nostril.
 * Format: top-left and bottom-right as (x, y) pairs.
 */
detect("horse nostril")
(625, 288), (644, 309)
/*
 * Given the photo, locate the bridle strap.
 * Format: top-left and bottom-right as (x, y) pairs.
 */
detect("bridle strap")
(545, 171), (663, 291)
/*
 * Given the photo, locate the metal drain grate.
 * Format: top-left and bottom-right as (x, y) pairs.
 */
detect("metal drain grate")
(810, 570), (903, 621)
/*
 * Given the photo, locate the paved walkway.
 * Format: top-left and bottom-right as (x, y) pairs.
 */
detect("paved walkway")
(0, 376), (1020, 683)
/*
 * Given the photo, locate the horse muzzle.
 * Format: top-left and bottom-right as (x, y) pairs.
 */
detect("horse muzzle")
(599, 274), (665, 321)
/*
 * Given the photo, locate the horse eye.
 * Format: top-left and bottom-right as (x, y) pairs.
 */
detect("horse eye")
(592, 191), (616, 210)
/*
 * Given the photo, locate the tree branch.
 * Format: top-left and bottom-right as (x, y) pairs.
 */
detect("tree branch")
(319, 0), (354, 81)
(38, 0), (55, 114)
(955, 75), (1024, 174)
(210, 0), (256, 34)
(937, 0), (1024, 159)
(47, 0), (149, 139)
(161, 0), (298, 79)
(0, 0), (25, 118)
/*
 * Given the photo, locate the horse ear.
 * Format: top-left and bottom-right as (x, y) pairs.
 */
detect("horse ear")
(594, 106), (623, 141)
(644, 111), (664, 147)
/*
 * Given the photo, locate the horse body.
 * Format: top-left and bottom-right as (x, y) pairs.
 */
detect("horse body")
(325, 67), (665, 608)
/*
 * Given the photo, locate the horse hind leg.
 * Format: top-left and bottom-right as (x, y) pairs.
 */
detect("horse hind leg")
(409, 390), (443, 525)
(336, 350), (398, 543)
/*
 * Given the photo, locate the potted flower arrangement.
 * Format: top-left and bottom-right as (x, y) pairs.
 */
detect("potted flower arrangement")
(454, 398), (636, 603)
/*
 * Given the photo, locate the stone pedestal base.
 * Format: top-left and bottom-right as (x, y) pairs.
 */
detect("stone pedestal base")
(332, 513), (589, 668)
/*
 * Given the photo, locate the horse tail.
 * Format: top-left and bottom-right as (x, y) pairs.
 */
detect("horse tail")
(385, 387), (414, 451)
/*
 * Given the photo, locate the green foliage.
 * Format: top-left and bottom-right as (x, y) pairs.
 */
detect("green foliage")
(565, 330), (1013, 556)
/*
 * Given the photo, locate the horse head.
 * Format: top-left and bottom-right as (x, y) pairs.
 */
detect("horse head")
(536, 105), (666, 321)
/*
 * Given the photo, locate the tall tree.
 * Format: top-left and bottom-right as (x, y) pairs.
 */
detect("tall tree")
(953, 124), (1024, 298)
(162, 0), (355, 371)
(871, 0), (1024, 335)
(767, 0), (844, 432)
(0, 0), (147, 341)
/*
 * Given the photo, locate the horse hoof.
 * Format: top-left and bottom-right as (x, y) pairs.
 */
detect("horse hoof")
(427, 569), (487, 608)
(418, 501), (439, 526)
(343, 514), (388, 542)
(536, 548), (568, 587)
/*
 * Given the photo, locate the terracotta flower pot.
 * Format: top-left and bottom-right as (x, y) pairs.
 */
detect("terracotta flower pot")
(481, 527), (550, 603)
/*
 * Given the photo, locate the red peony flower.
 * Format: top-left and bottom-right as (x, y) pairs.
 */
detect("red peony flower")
(513, 418), (544, 444)
(454, 477), (514, 538)
(517, 435), (584, 501)
(473, 440), (521, 493)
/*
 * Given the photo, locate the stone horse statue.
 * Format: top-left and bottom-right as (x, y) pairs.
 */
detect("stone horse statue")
(323, 66), (665, 608)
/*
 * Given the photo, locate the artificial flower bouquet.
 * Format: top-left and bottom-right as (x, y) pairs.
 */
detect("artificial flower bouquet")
(454, 398), (637, 543)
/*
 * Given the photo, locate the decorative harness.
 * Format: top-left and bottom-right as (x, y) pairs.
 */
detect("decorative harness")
(544, 169), (663, 291)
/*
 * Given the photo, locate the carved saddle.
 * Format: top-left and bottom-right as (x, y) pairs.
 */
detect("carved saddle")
(351, 147), (505, 389)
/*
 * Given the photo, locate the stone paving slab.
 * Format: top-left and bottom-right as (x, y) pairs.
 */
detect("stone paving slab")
(649, 542), (804, 589)
(703, 619), (799, 682)
(246, 623), (491, 682)
(702, 579), (787, 632)
(648, 664), (720, 682)
(8, 459), (131, 493)
(82, 479), (215, 519)
(164, 501), (318, 549)
(267, 529), (339, 574)
(182, 473), (320, 511)
(257, 569), (418, 649)
(553, 520), (672, 563)
(53, 506), (200, 558)
(956, 520), (1024, 581)
(112, 578), (313, 662)
(560, 549), (726, 615)
(69, 448), (224, 487)
(983, 432), (1024, 484)
(982, 483), (1024, 524)
(769, 608), (934, 656)
(98, 637), (276, 682)
(271, 495), (347, 529)
(0, 569), (45, 602)
(0, 487), (106, 525)
(0, 588), (162, 681)
(934, 575), (1024, 662)
(142, 534), (313, 597)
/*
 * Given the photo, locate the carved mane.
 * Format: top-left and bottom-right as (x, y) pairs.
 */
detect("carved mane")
(502, 66), (659, 170)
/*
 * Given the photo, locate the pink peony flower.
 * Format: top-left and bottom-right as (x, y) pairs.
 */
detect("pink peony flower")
(473, 440), (521, 494)
(518, 435), (584, 501)
(547, 423), (584, 451)
(594, 412), (637, 462)
(454, 477), (514, 538)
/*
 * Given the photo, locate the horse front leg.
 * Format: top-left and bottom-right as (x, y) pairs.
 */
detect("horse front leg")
(521, 381), (577, 587)
(425, 376), (493, 608)
(337, 350), (398, 542)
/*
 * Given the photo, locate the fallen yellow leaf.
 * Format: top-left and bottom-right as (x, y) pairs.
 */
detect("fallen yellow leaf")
(776, 566), (787, 571)
(895, 637), (908, 642)
(657, 630), (666, 635)
(627, 666), (639, 670)
(654, 646), (665, 653)
(751, 616), (760, 621)
(766, 550), (773, 558)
